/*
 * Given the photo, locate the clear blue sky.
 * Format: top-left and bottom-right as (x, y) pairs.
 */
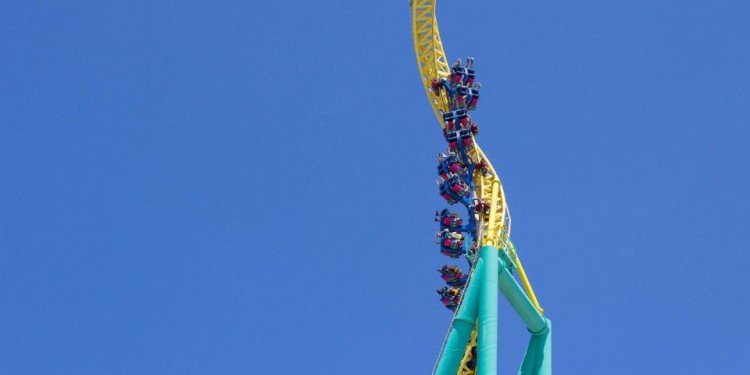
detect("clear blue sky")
(2, 1), (749, 374)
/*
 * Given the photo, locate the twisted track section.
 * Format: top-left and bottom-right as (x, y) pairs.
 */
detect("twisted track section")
(410, 0), (540, 309)
(411, 1), (545, 373)
(411, 0), (510, 249)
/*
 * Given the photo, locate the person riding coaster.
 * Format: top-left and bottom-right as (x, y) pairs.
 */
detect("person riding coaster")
(437, 285), (463, 297)
(430, 78), (443, 96)
(438, 265), (468, 287)
(445, 174), (470, 197)
(440, 82), (470, 110)
(451, 66), (467, 85)
(435, 208), (462, 230)
(466, 56), (474, 69)
(453, 85), (469, 107)
(459, 129), (474, 148)
(437, 229), (464, 249)
(440, 294), (460, 311)
(470, 122), (479, 135)
(441, 109), (468, 130)
(437, 153), (467, 179)
(473, 199), (491, 216)
(458, 113), (471, 128)
(450, 57), (467, 84)
(465, 69), (476, 86)
(450, 57), (475, 85)
(445, 131), (459, 151)
(438, 181), (459, 204)
(466, 87), (480, 110)
(436, 229), (466, 258)
(445, 129), (472, 151)
(437, 286), (463, 311)
(441, 247), (465, 258)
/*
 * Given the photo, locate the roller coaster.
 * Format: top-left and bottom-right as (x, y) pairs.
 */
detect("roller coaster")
(410, 1), (552, 374)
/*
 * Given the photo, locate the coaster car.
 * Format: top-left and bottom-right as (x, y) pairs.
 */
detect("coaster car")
(442, 109), (468, 130)
(459, 129), (474, 148)
(465, 69), (476, 86)
(437, 153), (466, 179)
(437, 286), (463, 311)
(445, 131), (459, 151)
(437, 229), (465, 258)
(451, 66), (468, 85)
(438, 265), (468, 287)
(466, 87), (480, 110)
(441, 295), (460, 311)
(437, 174), (470, 204)
(453, 85), (468, 106)
(446, 175), (470, 197)
(473, 199), (491, 216)
(430, 78), (443, 95)
(437, 285), (463, 297)
(441, 247), (465, 258)
(470, 122), (479, 135)
(438, 231), (464, 249)
(438, 182), (459, 204)
(435, 209), (462, 231)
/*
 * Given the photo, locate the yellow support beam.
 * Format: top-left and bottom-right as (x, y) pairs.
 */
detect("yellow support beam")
(457, 328), (478, 374)
(513, 255), (543, 314)
(411, 0), (451, 126)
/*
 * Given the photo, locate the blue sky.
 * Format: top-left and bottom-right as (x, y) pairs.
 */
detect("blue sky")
(1, 1), (749, 374)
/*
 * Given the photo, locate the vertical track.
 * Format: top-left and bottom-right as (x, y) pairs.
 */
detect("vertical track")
(411, 1), (550, 374)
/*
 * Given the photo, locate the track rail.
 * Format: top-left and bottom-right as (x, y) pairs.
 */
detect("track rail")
(411, 1), (546, 373)
(410, 0), (541, 311)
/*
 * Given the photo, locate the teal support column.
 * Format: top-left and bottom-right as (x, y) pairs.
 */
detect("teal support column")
(496, 257), (547, 334)
(518, 320), (551, 375)
(433, 260), (484, 375)
(477, 245), (499, 375)
(495, 256), (551, 375)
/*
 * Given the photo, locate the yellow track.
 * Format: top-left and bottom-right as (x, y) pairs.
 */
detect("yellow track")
(411, 1), (544, 372)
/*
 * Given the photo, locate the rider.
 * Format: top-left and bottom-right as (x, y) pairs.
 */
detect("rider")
(470, 122), (479, 135)
(437, 229), (464, 249)
(474, 199), (490, 215)
(453, 85), (468, 107)
(448, 176), (469, 197)
(439, 184), (458, 204)
(438, 265), (468, 286)
(475, 159), (488, 174)
(436, 209), (463, 229)
(459, 129), (474, 148)
(465, 71), (476, 86)
(430, 78), (443, 96)
(467, 87), (480, 110)
(444, 130), (459, 151)
(451, 58), (466, 84)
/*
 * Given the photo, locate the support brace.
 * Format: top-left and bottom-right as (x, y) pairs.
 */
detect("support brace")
(496, 256), (552, 375)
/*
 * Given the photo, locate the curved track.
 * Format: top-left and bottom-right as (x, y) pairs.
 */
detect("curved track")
(410, 1), (549, 374)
